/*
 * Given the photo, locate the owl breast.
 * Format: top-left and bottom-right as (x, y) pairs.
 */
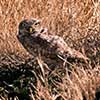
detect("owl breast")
(17, 34), (58, 59)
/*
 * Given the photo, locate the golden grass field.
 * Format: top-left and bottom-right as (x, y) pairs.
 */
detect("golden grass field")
(0, 0), (100, 100)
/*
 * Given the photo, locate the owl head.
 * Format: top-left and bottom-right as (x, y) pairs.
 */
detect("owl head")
(18, 18), (47, 37)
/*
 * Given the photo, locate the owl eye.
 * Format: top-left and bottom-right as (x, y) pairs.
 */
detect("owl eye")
(35, 22), (40, 25)
(22, 23), (27, 27)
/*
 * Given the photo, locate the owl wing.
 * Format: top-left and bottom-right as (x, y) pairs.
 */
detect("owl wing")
(32, 33), (88, 61)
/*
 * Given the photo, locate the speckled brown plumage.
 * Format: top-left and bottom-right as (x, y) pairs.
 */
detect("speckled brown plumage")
(17, 19), (88, 68)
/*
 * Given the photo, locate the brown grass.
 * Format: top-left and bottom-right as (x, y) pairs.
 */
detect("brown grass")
(0, 0), (99, 55)
(0, 0), (100, 100)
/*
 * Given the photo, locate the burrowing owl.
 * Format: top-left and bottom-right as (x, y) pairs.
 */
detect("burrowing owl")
(17, 19), (88, 67)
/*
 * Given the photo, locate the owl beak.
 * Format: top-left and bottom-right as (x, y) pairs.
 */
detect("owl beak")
(27, 19), (47, 34)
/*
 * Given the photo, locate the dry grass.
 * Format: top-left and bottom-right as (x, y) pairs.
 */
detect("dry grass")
(0, 0), (100, 55)
(0, 0), (100, 100)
